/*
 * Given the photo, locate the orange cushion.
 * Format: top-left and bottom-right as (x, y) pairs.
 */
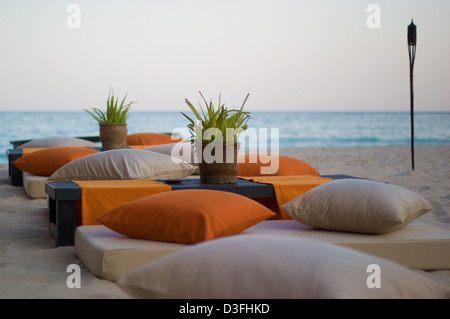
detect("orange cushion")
(97, 189), (275, 244)
(238, 154), (319, 176)
(13, 147), (100, 176)
(126, 132), (184, 146)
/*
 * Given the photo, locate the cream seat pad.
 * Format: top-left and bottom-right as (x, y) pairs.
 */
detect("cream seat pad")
(23, 172), (48, 199)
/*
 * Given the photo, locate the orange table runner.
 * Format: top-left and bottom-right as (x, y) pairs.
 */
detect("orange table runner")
(73, 179), (172, 225)
(238, 175), (333, 219)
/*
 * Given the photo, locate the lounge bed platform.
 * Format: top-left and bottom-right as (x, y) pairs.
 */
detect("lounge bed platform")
(45, 175), (360, 247)
(75, 219), (450, 281)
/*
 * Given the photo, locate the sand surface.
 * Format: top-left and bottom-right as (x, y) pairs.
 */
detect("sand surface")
(0, 145), (449, 298)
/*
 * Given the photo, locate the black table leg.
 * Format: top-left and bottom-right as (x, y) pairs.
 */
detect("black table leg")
(49, 199), (77, 247)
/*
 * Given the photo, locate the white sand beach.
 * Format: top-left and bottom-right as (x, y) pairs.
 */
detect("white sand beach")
(0, 144), (449, 299)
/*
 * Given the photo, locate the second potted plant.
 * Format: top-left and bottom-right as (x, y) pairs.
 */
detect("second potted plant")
(182, 91), (250, 183)
(85, 89), (137, 150)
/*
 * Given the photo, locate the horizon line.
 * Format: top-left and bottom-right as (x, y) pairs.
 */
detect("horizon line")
(0, 110), (449, 113)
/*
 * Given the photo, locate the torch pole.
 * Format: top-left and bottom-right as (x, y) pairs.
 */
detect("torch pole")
(408, 20), (417, 171)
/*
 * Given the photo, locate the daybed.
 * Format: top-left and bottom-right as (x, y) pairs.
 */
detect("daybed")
(75, 218), (450, 282)
(74, 177), (449, 278)
(73, 179), (450, 299)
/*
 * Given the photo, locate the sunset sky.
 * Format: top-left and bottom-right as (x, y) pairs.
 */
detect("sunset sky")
(0, 0), (449, 112)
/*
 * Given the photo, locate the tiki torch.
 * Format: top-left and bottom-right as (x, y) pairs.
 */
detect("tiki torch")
(408, 19), (417, 171)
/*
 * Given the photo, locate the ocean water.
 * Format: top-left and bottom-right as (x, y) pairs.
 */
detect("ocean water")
(1, 111), (449, 164)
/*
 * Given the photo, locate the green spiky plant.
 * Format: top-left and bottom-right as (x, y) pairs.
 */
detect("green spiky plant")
(181, 92), (251, 144)
(85, 89), (137, 124)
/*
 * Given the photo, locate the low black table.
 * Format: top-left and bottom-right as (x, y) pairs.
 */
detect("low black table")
(6, 149), (24, 186)
(45, 178), (276, 247)
(45, 175), (360, 247)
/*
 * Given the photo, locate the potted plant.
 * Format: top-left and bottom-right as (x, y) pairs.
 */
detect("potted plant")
(85, 89), (137, 150)
(182, 91), (250, 183)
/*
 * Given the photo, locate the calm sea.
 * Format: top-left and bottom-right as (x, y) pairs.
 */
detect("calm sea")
(1, 111), (449, 164)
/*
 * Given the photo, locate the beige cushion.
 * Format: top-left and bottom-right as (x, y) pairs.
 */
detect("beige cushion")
(145, 142), (199, 174)
(75, 219), (450, 281)
(48, 149), (197, 181)
(145, 142), (198, 165)
(116, 235), (450, 299)
(18, 136), (98, 149)
(23, 172), (48, 199)
(75, 226), (186, 282)
(282, 179), (433, 234)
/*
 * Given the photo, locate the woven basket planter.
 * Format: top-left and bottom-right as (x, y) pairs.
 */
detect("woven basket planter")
(99, 123), (127, 150)
(198, 142), (239, 184)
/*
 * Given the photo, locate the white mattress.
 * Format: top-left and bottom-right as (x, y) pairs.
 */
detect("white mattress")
(75, 219), (450, 281)
(23, 172), (48, 199)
